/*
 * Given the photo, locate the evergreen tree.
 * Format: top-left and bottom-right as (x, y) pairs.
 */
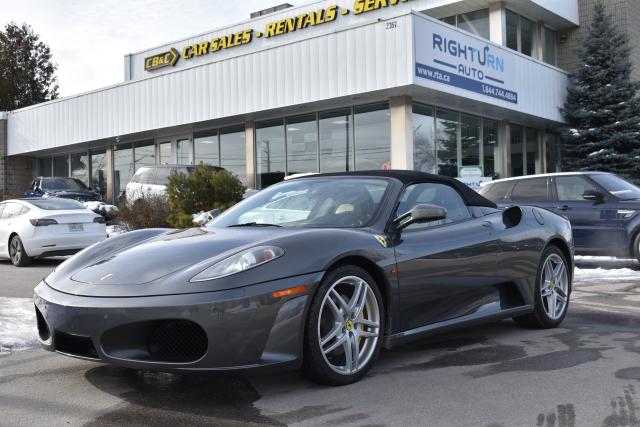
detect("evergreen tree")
(561, 2), (640, 182)
(0, 22), (58, 110)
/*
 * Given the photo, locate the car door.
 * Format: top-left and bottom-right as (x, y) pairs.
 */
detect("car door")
(551, 175), (618, 252)
(0, 202), (7, 256)
(393, 183), (501, 331)
(508, 177), (554, 210)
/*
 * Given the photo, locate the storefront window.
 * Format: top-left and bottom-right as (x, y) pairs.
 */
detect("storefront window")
(526, 128), (539, 175)
(544, 28), (557, 66)
(510, 125), (524, 177)
(256, 119), (286, 188)
(457, 9), (489, 40)
(177, 138), (192, 165)
(220, 126), (246, 183)
(38, 158), (52, 177)
(135, 141), (156, 170)
(91, 150), (107, 199)
(70, 153), (89, 186)
(354, 103), (390, 170)
(461, 114), (481, 168)
(194, 130), (219, 166)
(546, 134), (560, 173)
(483, 119), (499, 178)
(286, 114), (318, 175)
(113, 144), (134, 201)
(159, 142), (172, 164)
(436, 109), (458, 177)
(520, 16), (535, 57)
(319, 109), (353, 173)
(441, 9), (490, 40)
(412, 104), (436, 173)
(506, 10), (519, 51)
(53, 155), (69, 177)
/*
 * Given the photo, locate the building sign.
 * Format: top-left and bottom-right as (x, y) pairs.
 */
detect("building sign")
(144, 48), (180, 71)
(414, 18), (518, 105)
(144, 0), (410, 72)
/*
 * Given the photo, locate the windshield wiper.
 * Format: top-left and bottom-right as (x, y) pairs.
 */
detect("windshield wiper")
(228, 222), (282, 227)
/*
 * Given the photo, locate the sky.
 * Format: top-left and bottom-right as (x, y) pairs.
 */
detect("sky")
(2, 0), (301, 97)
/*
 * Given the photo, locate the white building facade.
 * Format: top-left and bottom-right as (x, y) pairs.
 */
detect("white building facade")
(1, 0), (579, 201)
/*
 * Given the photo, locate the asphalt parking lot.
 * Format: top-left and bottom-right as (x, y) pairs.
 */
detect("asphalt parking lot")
(1, 258), (639, 427)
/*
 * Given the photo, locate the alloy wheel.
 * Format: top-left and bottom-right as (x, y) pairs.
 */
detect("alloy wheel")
(10, 238), (21, 264)
(540, 253), (569, 320)
(317, 275), (380, 375)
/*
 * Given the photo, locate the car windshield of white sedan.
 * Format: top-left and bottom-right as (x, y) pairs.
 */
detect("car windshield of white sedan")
(590, 174), (640, 200)
(27, 199), (86, 210)
(210, 178), (389, 228)
(42, 178), (87, 191)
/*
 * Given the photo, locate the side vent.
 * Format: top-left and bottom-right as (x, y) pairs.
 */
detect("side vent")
(503, 206), (523, 228)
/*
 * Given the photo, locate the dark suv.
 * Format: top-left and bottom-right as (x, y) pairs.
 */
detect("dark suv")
(25, 177), (102, 202)
(480, 172), (640, 260)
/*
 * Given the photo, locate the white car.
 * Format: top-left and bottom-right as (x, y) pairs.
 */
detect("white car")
(0, 198), (106, 267)
(124, 165), (198, 204)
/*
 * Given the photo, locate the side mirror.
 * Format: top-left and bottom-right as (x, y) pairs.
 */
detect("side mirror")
(583, 190), (604, 203)
(394, 204), (446, 230)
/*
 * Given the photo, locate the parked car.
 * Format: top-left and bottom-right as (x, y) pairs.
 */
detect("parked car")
(124, 165), (198, 204)
(480, 171), (640, 260)
(0, 198), (106, 266)
(25, 177), (102, 202)
(35, 171), (573, 385)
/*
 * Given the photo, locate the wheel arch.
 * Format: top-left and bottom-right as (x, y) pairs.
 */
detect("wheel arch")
(321, 255), (394, 337)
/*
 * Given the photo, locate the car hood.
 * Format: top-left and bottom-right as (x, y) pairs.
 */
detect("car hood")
(45, 189), (99, 199)
(69, 227), (284, 286)
(45, 226), (392, 298)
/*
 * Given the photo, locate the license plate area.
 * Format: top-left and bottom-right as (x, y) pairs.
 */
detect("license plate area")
(68, 224), (84, 232)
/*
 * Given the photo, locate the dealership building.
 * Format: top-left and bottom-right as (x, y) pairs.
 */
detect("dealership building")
(0, 0), (585, 201)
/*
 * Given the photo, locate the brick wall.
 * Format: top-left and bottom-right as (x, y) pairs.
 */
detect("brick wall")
(0, 117), (35, 199)
(557, 0), (640, 81)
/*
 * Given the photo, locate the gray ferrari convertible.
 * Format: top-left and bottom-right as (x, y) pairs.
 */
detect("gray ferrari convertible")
(34, 170), (573, 385)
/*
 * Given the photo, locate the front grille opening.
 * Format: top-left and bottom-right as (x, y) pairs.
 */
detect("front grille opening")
(101, 319), (208, 363)
(148, 320), (208, 363)
(54, 331), (99, 359)
(35, 306), (50, 341)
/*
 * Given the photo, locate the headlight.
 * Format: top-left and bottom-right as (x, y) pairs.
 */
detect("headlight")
(617, 209), (637, 219)
(190, 246), (284, 282)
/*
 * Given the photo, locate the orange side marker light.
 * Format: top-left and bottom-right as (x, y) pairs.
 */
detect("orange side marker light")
(272, 285), (307, 299)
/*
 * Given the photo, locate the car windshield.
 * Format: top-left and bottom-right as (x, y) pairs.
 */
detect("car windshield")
(210, 178), (390, 228)
(590, 174), (640, 200)
(27, 198), (86, 210)
(42, 178), (88, 191)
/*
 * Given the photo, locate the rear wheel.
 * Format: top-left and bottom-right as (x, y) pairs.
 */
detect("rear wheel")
(9, 235), (32, 267)
(514, 245), (570, 329)
(633, 233), (640, 262)
(302, 265), (384, 386)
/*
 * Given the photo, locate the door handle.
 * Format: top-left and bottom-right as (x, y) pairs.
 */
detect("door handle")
(555, 205), (570, 211)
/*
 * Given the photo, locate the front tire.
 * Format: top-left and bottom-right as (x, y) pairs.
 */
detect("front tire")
(302, 265), (384, 386)
(9, 235), (32, 267)
(633, 232), (640, 262)
(514, 245), (570, 329)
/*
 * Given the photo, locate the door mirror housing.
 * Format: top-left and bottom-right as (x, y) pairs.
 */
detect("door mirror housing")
(583, 190), (604, 203)
(394, 204), (447, 230)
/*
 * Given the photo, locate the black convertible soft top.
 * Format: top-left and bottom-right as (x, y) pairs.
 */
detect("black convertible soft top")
(303, 170), (498, 209)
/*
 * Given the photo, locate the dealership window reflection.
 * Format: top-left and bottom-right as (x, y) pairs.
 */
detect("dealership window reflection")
(53, 155), (69, 177)
(91, 150), (107, 199)
(287, 114), (318, 176)
(483, 119), (499, 178)
(436, 109), (458, 177)
(71, 153), (89, 186)
(220, 127), (246, 183)
(319, 109), (353, 173)
(461, 114), (480, 168)
(256, 119), (286, 188)
(412, 104), (436, 173)
(441, 9), (490, 40)
(354, 104), (390, 170)
(194, 130), (220, 166)
(113, 144), (134, 201)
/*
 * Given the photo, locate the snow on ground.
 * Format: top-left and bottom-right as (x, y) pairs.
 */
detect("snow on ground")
(0, 297), (38, 355)
(574, 256), (640, 285)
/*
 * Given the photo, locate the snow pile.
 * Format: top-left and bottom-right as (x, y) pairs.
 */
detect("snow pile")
(82, 201), (119, 220)
(0, 297), (38, 355)
(106, 224), (129, 238)
(192, 209), (221, 226)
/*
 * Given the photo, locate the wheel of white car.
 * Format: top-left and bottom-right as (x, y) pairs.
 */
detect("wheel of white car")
(9, 235), (33, 267)
(302, 265), (384, 386)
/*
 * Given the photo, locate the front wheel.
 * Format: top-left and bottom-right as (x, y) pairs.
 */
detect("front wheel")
(514, 245), (570, 329)
(633, 232), (640, 262)
(9, 235), (32, 267)
(302, 265), (384, 386)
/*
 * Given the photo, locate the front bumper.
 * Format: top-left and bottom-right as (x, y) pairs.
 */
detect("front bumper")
(34, 271), (323, 373)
